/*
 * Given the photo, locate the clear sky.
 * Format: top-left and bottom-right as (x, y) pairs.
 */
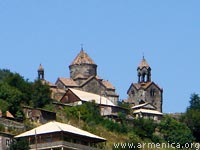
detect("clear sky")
(0, 0), (200, 113)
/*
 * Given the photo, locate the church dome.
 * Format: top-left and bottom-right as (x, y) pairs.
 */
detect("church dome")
(69, 49), (97, 80)
(70, 49), (96, 65)
(138, 56), (150, 69)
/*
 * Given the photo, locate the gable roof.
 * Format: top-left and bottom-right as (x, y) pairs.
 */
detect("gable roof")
(57, 77), (78, 87)
(133, 82), (152, 90)
(79, 76), (98, 87)
(68, 88), (115, 106)
(71, 50), (96, 65)
(80, 76), (116, 91)
(133, 108), (163, 115)
(102, 80), (115, 90)
(15, 121), (106, 142)
(131, 102), (157, 110)
(127, 81), (162, 94)
(73, 73), (87, 80)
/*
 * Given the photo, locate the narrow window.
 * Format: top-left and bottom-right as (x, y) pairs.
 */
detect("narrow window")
(150, 89), (156, 97)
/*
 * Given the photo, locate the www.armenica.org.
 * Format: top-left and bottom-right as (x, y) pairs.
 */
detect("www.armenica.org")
(113, 142), (200, 149)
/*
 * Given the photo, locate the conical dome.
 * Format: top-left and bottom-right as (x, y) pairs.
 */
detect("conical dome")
(69, 49), (97, 80)
(71, 49), (96, 65)
(138, 56), (150, 69)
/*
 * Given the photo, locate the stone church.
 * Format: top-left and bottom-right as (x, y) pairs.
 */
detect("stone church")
(127, 56), (163, 113)
(54, 49), (119, 105)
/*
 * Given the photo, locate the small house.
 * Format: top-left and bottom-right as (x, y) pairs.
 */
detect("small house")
(15, 121), (106, 150)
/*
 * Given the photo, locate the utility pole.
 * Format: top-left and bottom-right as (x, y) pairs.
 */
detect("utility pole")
(35, 129), (37, 150)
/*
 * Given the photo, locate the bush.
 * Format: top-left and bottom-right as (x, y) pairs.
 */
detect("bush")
(64, 102), (128, 134)
(112, 132), (140, 150)
(9, 138), (29, 150)
(159, 115), (194, 145)
(132, 118), (157, 140)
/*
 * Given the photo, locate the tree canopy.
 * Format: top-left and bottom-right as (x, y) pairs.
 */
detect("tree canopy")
(0, 69), (52, 117)
(183, 93), (200, 142)
(159, 115), (194, 145)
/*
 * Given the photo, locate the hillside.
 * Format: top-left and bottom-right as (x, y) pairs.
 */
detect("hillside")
(0, 69), (199, 150)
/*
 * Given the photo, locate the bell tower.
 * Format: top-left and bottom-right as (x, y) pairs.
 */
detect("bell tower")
(137, 56), (151, 83)
(127, 56), (163, 112)
(38, 64), (44, 80)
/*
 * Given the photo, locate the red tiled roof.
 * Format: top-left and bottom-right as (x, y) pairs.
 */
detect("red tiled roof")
(71, 50), (96, 65)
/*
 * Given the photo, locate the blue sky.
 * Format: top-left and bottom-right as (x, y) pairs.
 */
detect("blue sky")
(0, 0), (200, 113)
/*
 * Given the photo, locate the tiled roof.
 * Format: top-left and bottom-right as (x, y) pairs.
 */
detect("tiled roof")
(96, 75), (102, 80)
(138, 57), (150, 69)
(102, 80), (115, 90)
(58, 77), (78, 87)
(50, 88), (66, 94)
(74, 74), (86, 79)
(71, 50), (96, 65)
(133, 82), (152, 90)
(80, 76), (116, 91)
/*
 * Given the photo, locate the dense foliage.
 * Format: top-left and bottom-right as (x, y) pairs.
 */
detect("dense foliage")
(182, 93), (200, 142)
(132, 118), (157, 140)
(9, 138), (29, 150)
(0, 69), (199, 149)
(0, 69), (52, 117)
(64, 102), (128, 133)
(159, 115), (194, 145)
(64, 101), (197, 149)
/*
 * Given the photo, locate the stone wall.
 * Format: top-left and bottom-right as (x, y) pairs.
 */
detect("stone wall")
(0, 118), (25, 132)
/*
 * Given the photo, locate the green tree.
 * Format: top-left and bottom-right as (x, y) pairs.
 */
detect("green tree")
(184, 109), (200, 142)
(183, 93), (200, 142)
(0, 83), (23, 116)
(0, 99), (9, 114)
(9, 138), (29, 150)
(133, 118), (157, 140)
(0, 70), (33, 116)
(159, 115), (194, 145)
(3, 72), (32, 103)
(31, 80), (52, 108)
(64, 102), (128, 133)
(0, 69), (11, 82)
(188, 93), (200, 110)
